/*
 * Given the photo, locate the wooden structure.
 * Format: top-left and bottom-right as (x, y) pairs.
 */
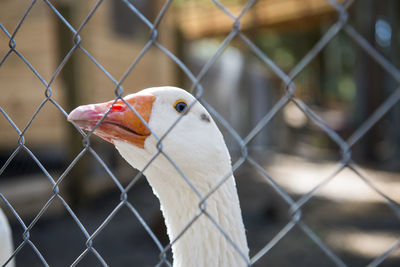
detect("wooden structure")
(177, 0), (345, 39)
(0, 1), (175, 149)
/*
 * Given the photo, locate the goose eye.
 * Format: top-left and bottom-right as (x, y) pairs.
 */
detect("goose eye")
(174, 100), (188, 114)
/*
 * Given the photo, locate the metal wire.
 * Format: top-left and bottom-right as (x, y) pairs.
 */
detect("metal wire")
(1, 0), (400, 266)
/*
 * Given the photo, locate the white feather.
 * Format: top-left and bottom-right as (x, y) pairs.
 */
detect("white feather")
(114, 87), (249, 267)
(0, 207), (15, 267)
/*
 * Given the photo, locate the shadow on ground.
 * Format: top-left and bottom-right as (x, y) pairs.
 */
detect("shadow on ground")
(10, 156), (400, 266)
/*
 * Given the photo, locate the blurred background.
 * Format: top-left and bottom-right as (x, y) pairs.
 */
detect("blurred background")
(1, 0), (399, 266)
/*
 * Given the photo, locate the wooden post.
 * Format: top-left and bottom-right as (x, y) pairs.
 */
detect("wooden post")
(353, 0), (383, 162)
(55, 1), (88, 208)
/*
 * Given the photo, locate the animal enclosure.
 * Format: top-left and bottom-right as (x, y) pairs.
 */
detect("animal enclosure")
(1, 0), (400, 266)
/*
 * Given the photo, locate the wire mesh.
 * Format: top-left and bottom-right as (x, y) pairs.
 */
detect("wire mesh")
(1, 0), (400, 266)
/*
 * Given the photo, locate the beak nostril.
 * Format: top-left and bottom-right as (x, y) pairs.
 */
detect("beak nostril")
(111, 105), (124, 112)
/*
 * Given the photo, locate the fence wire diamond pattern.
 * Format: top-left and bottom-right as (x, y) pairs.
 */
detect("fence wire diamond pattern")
(1, 0), (400, 266)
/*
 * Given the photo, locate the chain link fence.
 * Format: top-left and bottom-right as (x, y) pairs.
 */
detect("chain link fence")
(1, 0), (400, 266)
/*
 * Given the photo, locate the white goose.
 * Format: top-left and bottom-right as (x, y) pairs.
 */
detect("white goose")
(0, 207), (15, 267)
(68, 86), (249, 267)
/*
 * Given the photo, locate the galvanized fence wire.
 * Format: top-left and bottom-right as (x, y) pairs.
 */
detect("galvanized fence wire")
(0, 0), (400, 266)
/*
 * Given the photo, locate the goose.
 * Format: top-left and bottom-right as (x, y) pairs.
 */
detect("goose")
(68, 86), (249, 267)
(0, 207), (15, 267)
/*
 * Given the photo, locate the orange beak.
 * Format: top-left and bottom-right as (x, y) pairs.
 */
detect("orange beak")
(68, 94), (155, 148)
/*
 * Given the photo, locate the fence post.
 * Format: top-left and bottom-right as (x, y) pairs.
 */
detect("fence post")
(55, 1), (88, 208)
(353, 0), (383, 162)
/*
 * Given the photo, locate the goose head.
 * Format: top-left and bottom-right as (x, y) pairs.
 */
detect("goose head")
(68, 86), (249, 266)
(68, 87), (231, 190)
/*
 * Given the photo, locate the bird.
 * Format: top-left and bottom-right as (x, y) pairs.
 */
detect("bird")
(0, 207), (15, 267)
(68, 86), (249, 267)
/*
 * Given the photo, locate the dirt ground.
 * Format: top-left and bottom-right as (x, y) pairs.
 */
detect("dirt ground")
(6, 153), (400, 266)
